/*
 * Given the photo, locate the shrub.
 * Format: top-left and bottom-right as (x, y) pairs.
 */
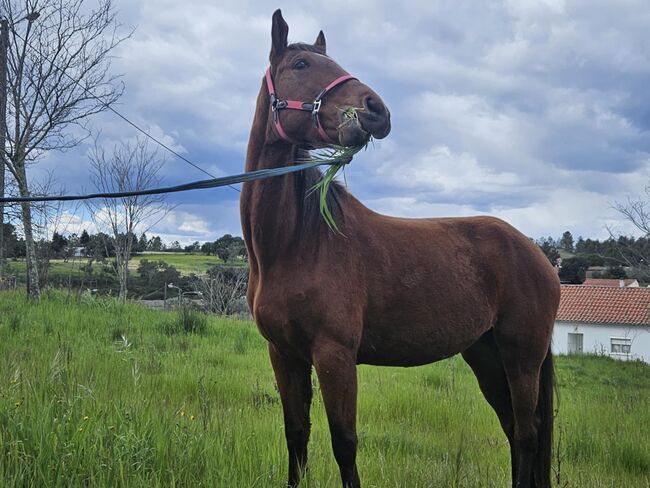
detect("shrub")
(192, 266), (248, 316)
(162, 304), (207, 335)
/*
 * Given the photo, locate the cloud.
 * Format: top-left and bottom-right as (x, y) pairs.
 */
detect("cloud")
(50, 211), (97, 237)
(148, 203), (241, 245)
(25, 0), (650, 243)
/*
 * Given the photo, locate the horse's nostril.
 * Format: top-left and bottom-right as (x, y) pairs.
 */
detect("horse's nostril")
(364, 96), (384, 116)
(358, 95), (391, 139)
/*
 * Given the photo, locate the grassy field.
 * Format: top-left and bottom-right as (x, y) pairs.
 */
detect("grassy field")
(5, 253), (233, 280)
(0, 291), (648, 487)
(6, 258), (89, 281)
(4, 253), (246, 298)
(129, 253), (234, 274)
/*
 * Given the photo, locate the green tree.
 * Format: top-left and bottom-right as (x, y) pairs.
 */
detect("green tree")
(559, 257), (589, 284)
(137, 259), (180, 288)
(604, 266), (627, 279)
(184, 241), (200, 253)
(136, 233), (148, 253)
(86, 232), (112, 260)
(213, 234), (246, 263)
(559, 231), (574, 253)
(1, 223), (21, 259)
(537, 237), (560, 265)
(63, 233), (79, 262)
(50, 232), (67, 258)
(79, 229), (90, 249)
(148, 236), (164, 252)
(201, 241), (215, 255)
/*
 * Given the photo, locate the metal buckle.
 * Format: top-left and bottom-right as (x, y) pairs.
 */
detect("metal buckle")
(271, 97), (287, 112)
(311, 99), (322, 115)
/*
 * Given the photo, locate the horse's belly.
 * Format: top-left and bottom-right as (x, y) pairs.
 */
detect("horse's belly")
(357, 317), (491, 367)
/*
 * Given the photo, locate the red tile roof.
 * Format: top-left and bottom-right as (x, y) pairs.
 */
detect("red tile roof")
(557, 285), (650, 326)
(582, 278), (637, 287)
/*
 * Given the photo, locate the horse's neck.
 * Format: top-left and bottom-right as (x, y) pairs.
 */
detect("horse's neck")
(241, 83), (304, 266)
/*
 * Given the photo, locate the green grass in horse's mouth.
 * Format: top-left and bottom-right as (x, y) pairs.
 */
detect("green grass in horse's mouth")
(303, 115), (370, 233)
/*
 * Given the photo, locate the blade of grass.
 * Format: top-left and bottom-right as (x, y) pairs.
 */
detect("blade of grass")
(302, 143), (367, 233)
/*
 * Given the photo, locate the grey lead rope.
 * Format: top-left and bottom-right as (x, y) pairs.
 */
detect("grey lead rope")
(0, 159), (351, 204)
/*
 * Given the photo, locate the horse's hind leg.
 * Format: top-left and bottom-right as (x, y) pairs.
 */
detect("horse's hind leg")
(269, 344), (313, 487)
(495, 320), (553, 488)
(462, 329), (518, 487)
(312, 340), (361, 488)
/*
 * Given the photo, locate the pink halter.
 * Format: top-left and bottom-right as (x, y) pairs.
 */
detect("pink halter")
(264, 67), (357, 145)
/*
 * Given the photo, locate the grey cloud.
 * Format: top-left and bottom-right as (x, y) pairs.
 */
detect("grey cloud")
(28, 0), (650, 242)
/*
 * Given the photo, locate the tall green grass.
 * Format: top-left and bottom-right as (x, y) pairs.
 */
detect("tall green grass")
(0, 291), (648, 487)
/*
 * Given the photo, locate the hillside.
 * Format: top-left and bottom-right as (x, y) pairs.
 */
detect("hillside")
(0, 291), (648, 486)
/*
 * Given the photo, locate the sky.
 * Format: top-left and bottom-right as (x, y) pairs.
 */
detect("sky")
(26, 0), (650, 245)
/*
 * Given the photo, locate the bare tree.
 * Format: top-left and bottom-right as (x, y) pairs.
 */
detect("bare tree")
(1, 0), (128, 299)
(193, 267), (248, 316)
(86, 137), (170, 301)
(612, 184), (650, 280)
(614, 185), (650, 238)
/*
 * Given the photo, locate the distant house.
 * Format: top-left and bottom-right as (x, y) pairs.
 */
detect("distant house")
(554, 285), (650, 363)
(585, 266), (608, 278)
(582, 278), (639, 288)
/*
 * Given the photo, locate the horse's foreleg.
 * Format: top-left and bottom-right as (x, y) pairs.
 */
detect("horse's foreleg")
(312, 341), (361, 488)
(269, 344), (313, 487)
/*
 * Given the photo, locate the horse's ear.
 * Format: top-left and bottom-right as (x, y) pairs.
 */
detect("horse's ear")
(314, 30), (326, 54)
(270, 9), (289, 63)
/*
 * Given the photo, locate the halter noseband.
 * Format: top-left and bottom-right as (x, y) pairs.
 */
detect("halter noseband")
(265, 67), (357, 145)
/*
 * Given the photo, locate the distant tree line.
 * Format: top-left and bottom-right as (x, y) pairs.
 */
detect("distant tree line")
(1, 225), (249, 302)
(0, 229), (246, 262)
(535, 231), (649, 284)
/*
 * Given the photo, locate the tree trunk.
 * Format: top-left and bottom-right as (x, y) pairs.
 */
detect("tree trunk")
(17, 175), (40, 300)
(115, 246), (128, 301)
(119, 257), (128, 301)
(0, 19), (7, 279)
(19, 193), (41, 300)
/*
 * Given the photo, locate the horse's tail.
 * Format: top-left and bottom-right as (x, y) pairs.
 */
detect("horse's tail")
(534, 346), (554, 488)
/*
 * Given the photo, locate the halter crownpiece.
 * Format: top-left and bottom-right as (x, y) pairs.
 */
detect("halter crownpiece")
(264, 67), (357, 145)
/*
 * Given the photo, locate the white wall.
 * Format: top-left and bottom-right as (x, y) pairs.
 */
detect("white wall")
(553, 321), (650, 363)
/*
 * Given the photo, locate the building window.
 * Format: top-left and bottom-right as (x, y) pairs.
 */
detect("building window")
(610, 337), (631, 355)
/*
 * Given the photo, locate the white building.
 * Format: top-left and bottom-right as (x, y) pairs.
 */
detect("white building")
(553, 285), (650, 363)
(582, 278), (639, 288)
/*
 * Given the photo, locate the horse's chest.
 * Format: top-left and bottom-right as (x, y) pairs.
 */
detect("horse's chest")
(252, 289), (315, 355)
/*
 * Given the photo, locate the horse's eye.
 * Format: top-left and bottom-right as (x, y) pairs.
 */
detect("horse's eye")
(293, 59), (309, 70)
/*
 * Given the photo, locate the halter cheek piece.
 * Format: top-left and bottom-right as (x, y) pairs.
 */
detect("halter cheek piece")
(265, 67), (357, 145)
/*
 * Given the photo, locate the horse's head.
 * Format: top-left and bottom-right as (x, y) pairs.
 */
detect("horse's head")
(265, 9), (391, 148)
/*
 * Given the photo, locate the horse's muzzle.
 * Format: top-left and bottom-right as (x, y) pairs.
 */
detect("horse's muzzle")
(357, 95), (391, 139)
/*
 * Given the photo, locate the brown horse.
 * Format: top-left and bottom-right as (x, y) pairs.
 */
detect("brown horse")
(240, 10), (560, 488)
